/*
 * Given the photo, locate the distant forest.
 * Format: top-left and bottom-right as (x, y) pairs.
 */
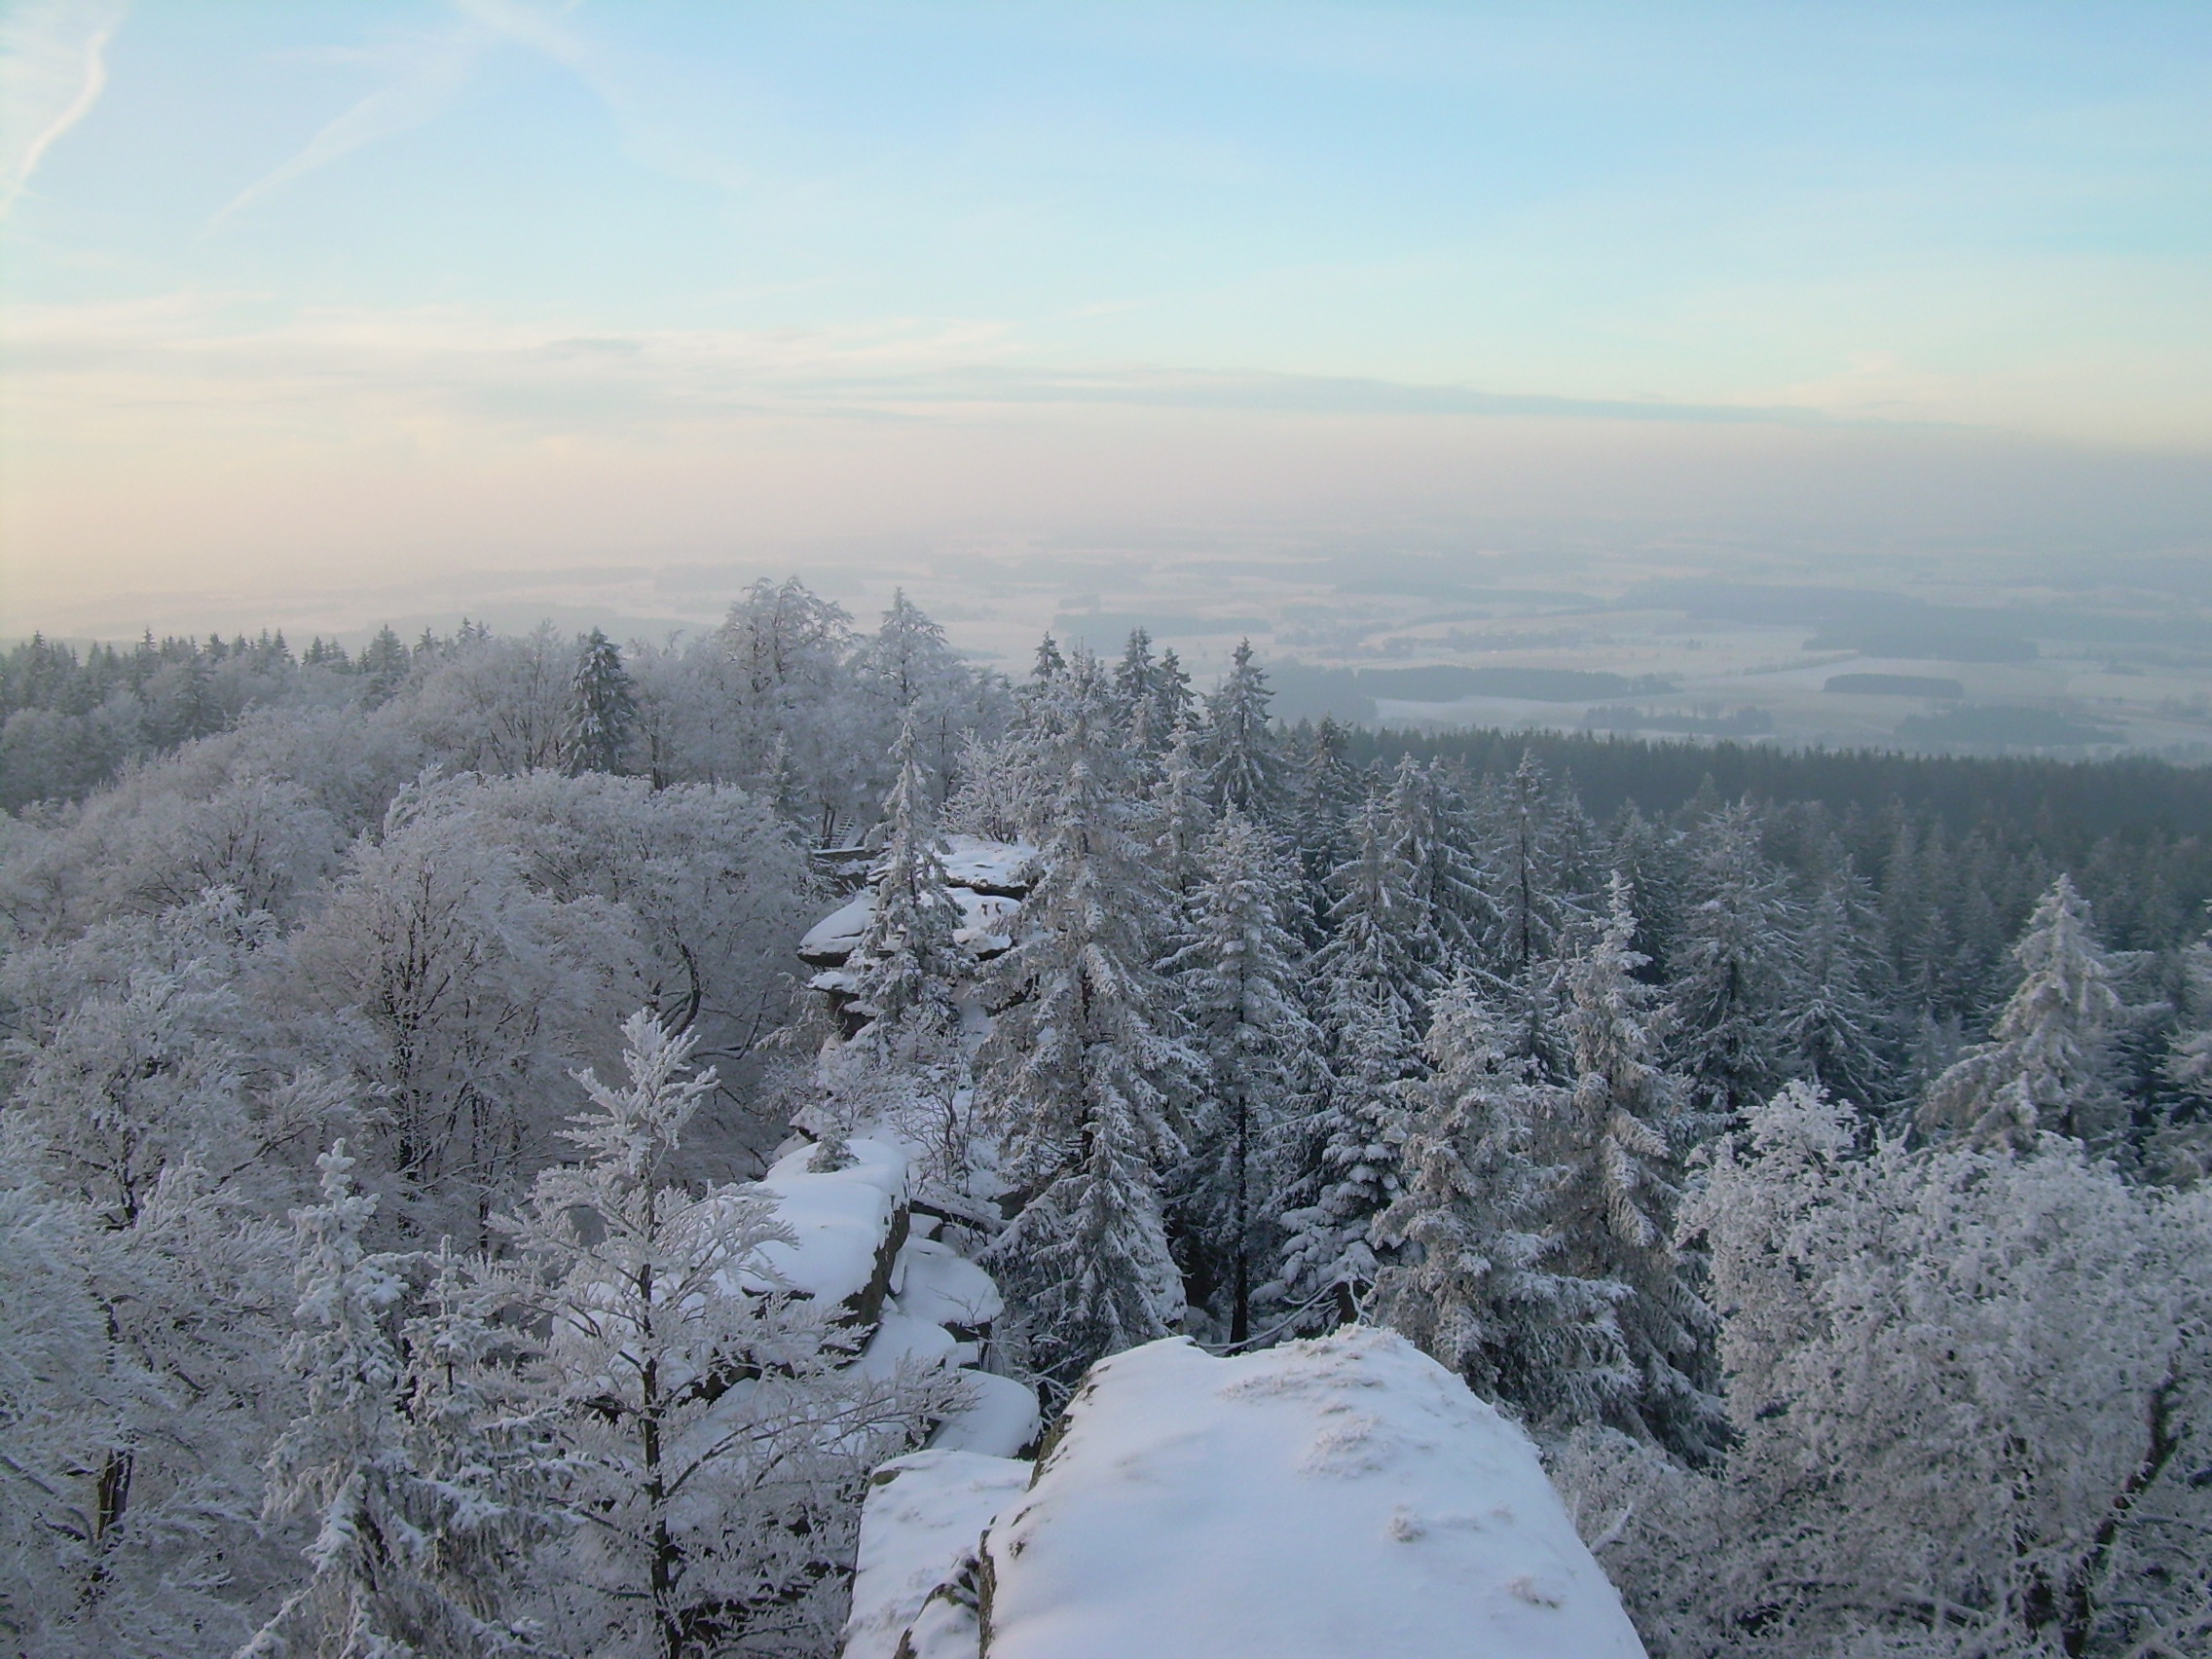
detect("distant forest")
(10, 621), (2212, 965)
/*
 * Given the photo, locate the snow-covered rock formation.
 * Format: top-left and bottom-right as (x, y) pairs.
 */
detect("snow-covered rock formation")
(799, 833), (1034, 1009)
(721, 1132), (1039, 1463)
(846, 1327), (1647, 1659)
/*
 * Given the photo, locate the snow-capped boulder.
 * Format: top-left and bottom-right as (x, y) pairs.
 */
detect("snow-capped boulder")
(894, 1234), (1005, 1339)
(859, 1310), (963, 1381)
(940, 835), (1037, 897)
(949, 887), (1021, 959)
(929, 1369), (1042, 1459)
(728, 1130), (1041, 1490)
(799, 891), (878, 967)
(798, 837), (1033, 975)
(719, 1135), (910, 1327)
(846, 1328), (1647, 1659)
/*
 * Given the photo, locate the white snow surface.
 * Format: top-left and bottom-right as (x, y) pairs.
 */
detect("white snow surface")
(980, 1329), (1647, 1659)
(950, 888), (1020, 954)
(798, 843), (1030, 971)
(928, 1368), (1041, 1459)
(859, 1311), (959, 1382)
(801, 881), (1022, 971)
(799, 891), (877, 963)
(939, 834), (1037, 894)
(895, 1235), (1005, 1332)
(845, 1450), (1031, 1659)
(735, 1135), (908, 1307)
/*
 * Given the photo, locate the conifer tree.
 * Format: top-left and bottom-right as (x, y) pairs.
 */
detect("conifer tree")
(1784, 863), (1899, 1114)
(1285, 714), (1364, 901)
(1272, 986), (1419, 1330)
(1474, 751), (1596, 1076)
(1543, 875), (1719, 1457)
(852, 713), (964, 1054)
(997, 635), (1077, 818)
(1375, 975), (1620, 1419)
(1147, 717), (1217, 904)
(1149, 645), (1195, 743)
(1113, 626), (1155, 707)
(359, 625), (412, 709)
(1023, 632), (1067, 698)
(979, 668), (1196, 1392)
(1606, 802), (1686, 983)
(566, 628), (635, 775)
(1667, 802), (1797, 1132)
(1879, 812), (1930, 1004)
(1309, 787), (1445, 1009)
(1945, 833), (2024, 1020)
(1385, 755), (1493, 968)
(1271, 792), (1435, 1326)
(1921, 873), (2129, 1150)
(1201, 638), (1284, 822)
(1113, 627), (1163, 751)
(1164, 811), (1317, 1342)
(168, 646), (224, 745)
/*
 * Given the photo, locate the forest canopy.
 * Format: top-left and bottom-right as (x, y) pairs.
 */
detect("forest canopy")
(3, 583), (2208, 1659)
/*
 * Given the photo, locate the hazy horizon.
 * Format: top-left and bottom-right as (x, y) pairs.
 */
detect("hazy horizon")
(5, 2), (2210, 642)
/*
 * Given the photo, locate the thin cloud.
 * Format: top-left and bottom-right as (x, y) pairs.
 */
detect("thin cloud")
(212, 0), (591, 225)
(0, 0), (125, 219)
(1, 295), (1924, 441)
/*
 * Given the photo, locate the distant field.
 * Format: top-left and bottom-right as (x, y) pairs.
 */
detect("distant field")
(940, 566), (2212, 764)
(1825, 673), (1966, 699)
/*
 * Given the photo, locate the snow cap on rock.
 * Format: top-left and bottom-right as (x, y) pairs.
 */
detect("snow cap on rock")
(981, 1327), (1646, 1659)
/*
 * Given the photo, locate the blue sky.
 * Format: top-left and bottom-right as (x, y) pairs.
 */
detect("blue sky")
(3, 1), (2209, 630)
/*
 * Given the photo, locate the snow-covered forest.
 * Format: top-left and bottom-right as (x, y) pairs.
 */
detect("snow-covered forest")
(4, 579), (2210, 1658)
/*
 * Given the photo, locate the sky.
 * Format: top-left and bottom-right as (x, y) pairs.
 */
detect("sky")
(3, 1), (2209, 637)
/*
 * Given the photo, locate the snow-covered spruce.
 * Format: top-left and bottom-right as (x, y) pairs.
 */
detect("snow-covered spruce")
(976, 658), (1196, 1395)
(1920, 872), (2131, 1150)
(1373, 973), (1620, 1426)
(1162, 809), (1318, 1343)
(1541, 875), (1720, 1459)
